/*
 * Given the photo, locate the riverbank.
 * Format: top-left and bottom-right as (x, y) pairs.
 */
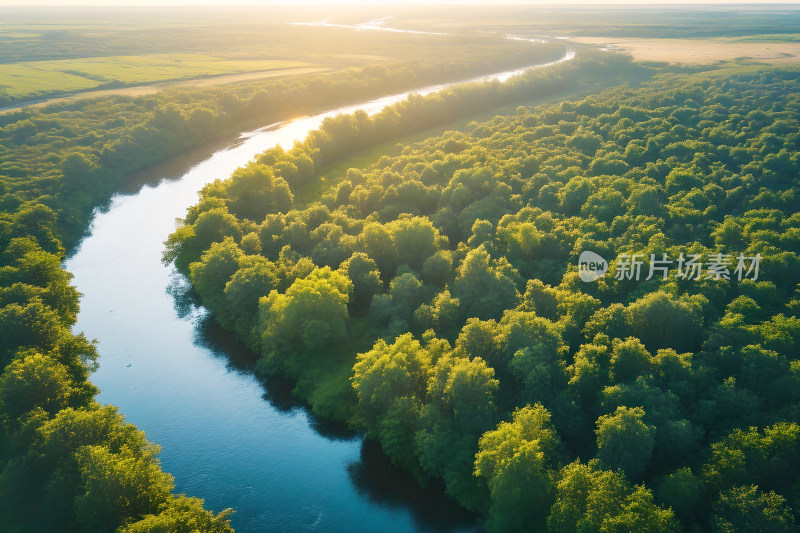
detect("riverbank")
(65, 51), (583, 532)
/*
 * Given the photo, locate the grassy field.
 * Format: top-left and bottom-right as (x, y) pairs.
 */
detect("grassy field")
(0, 8), (544, 105)
(0, 55), (312, 99)
(4, 5), (800, 105)
(567, 37), (800, 65)
(0, 67), (331, 114)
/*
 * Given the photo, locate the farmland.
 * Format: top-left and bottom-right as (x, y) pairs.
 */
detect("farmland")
(568, 36), (800, 65)
(0, 7), (541, 105)
(0, 55), (314, 100)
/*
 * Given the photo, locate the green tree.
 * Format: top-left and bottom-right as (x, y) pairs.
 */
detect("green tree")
(351, 333), (436, 473)
(453, 246), (519, 321)
(702, 423), (800, 497)
(389, 216), (439, 270)
(653, 468), (703, 525)
(498, 310), (564, 398)
(712, 485), (796, 533)
(60, 152), (98, 195)
(119, 496), (234, 533)
(609, 337), (652, 384)
(416, 353), (499, 512)
(428, 290), (462, 338)
(257, 266), (352, 371)
(595, 406), (656, 481)
(0, 352), (73, 419)
(225, 163), (293, 222)
(189, 238), (244, 328)
(625, 291), (704, 353)
(547, 460), (677, 533)
(223, 255), (279, 336)
(0, 297), (65, 365)
(389, 272), (425, 320)
(475, 404), (562, 531)
(422, 250), (453, 287)
(358, 222), (397, 275)
(74, 445), (174, 532)
(340, 252), (382, 314)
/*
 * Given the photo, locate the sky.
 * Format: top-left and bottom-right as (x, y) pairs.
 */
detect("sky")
(2, 0), (800, 5)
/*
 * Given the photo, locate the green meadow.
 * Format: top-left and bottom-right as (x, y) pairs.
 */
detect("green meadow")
(0, 55), (311, 99)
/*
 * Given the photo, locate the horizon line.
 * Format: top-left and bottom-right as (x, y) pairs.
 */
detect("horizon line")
(3, 2), (800, 6)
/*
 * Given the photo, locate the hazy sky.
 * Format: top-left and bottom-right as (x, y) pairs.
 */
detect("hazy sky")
(2, 0), (800, 5)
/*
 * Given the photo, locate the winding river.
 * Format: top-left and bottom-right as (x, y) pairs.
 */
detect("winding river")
(65, 51), (573, 532)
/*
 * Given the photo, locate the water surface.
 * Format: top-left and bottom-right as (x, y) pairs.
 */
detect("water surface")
(65, 53), (572, 532)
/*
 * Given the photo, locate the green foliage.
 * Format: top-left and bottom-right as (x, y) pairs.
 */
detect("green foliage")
(625, 291), (705, 353)
(73, 444), (174, 532)
(595, 406), (656, 482)
(0, 396), (224, 532)
(256, 266), (352, 377)
(0, 352), (74, 420)
(475, 404), (562, 532)
(702, 423), (800, 497)
(453, 247), (520, 321)
(546, 460), (678, 533)
(225, 164), (294, 222)
(0, 19), (623, 533)
(119, 496), (234, 533)
(711, 485), (796, 533)
(189, 237), (245, 329)
(340, 252), (382, 314)
(609, 337), (653, 384)
(224, 254), (280, 336)
(167, 53), (800, 532)
(653, 468), (703, 525)
(0, 298), (64, 365)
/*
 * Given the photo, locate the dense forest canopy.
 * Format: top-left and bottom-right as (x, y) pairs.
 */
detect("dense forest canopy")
(0, 41), (564, 251)
(0, 26), (570, 533)
(167, 60), (800, 532)
(4, 4), (800, 530)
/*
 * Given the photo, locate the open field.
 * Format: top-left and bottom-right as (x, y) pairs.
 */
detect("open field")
(568, 37), (800, 65)
(0, 66), (330, 114)
(0, 9), (549, 107)
(0, 55), (313, 99)
(4, 5), (800, 106)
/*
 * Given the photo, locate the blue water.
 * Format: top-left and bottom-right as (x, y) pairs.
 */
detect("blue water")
(65, 53), (572, 532)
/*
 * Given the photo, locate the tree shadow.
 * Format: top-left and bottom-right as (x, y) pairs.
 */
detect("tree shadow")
(347, 439), (483, 533)
(166, 269), (202, 320)
(168, 275), (482, 532)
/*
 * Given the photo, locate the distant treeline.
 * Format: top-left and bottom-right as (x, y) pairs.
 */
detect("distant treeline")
(0, 43), (565, 532)
(391, 6), (800, 40)
(0, 42), (565, 252)
(167, 56), (800, 532)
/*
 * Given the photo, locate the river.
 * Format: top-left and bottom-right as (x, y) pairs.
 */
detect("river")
(64, 51), (573, 532)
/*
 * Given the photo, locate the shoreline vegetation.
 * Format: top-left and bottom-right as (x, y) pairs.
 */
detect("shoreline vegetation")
(167, 53), (800, 532)
(4, 5), (800, 532)
(0, 31), (564, 532)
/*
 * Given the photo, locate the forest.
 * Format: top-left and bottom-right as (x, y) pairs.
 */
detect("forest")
(4, 4), (800, 532)
(0, 39), (563, 250)
(0, 24), (569, 531)
(166, 58), (800, 532)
